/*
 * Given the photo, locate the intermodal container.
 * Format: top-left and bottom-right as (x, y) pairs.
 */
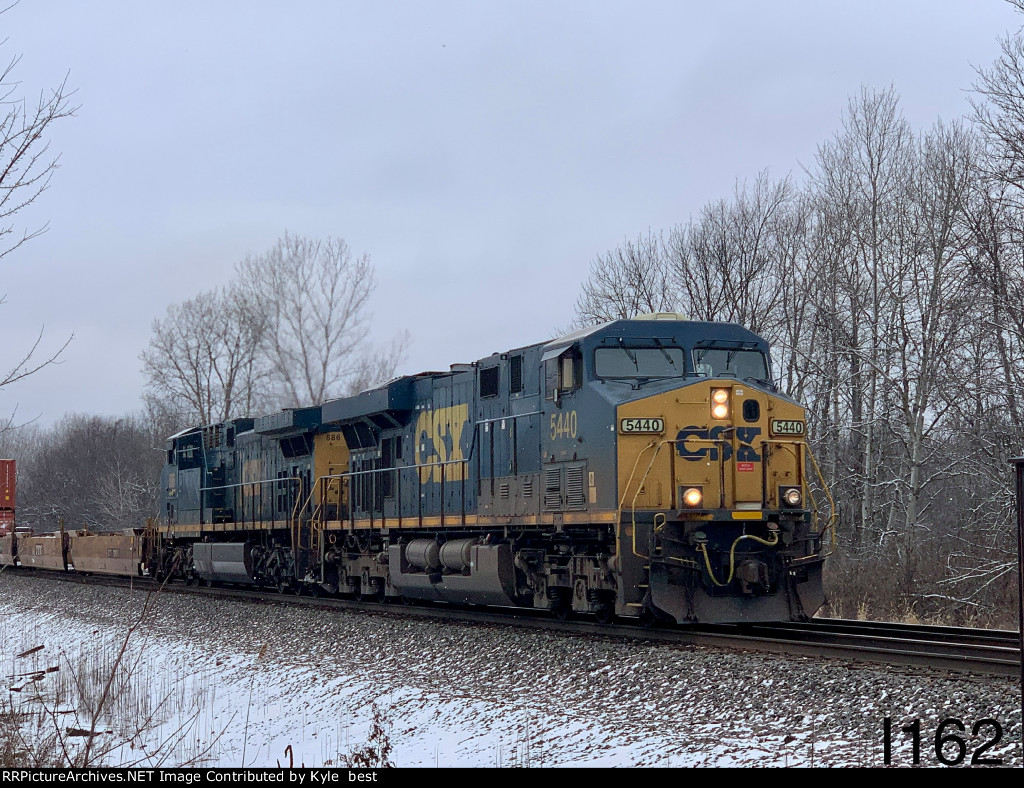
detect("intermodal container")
(0, 458), (14, 534)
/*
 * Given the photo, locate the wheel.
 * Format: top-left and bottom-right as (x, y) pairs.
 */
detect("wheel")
(277, 580), (289, 595)
(594, 604), (615, 626)
(552, 597), (572, 622)
(361, 581), (386, 603)
(638, 607), (659, 629)
(203, 578), (213, 588)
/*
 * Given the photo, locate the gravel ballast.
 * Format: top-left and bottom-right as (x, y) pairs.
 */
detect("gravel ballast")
(1, 571), (1020, 768)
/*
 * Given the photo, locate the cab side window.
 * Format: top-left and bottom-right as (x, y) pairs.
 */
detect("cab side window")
(545, 347), (582, 400)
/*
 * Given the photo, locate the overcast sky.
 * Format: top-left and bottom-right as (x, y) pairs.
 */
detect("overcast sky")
(1, 0), (1021, 428)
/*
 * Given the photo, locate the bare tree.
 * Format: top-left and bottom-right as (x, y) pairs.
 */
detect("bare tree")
(0, 21), (76, 258)
(768, 192), (817, 400)
(571, 230), (676, 328)
(140, 285), (267, 425)
(0, 5), (78, 419)
(562, 76), (1024, 623)
(971, 0), (1024, 198)
(806, 85), (913, 553)
(884, 121), (976, 592)
(15, 413), (162, 531)
(235, 232), (407, 407)
(666, 171), (794, 341)
(342, 330), (411, 396)
(1, 323), (73, 398)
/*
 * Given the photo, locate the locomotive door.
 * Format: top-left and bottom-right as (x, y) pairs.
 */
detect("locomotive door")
(207, 464), (230, 523)
(476, 361), (518, 517)
(729, 390), (765, 508)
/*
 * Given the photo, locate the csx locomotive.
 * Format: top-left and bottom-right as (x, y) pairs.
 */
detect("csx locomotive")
(143, 313), (835, 624)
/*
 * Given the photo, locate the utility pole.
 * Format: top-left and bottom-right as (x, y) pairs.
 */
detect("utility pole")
(1009, 457), (1024, 754)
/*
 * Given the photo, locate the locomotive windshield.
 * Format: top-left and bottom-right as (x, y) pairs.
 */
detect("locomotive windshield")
(594, 345), (685, 379)
(693, 346), (769, 381)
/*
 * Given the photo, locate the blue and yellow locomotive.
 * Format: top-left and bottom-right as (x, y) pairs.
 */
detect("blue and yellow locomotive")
(150, 313), (835, 624)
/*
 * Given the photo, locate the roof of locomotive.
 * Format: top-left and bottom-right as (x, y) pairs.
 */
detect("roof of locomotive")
(354, 313), (769, 393)
(166, 314), (773, 440)
(537, 314), (768, 358)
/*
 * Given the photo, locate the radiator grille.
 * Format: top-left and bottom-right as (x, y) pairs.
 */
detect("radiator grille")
(544, 467), (561, 510)
(565, 465), (586, 509)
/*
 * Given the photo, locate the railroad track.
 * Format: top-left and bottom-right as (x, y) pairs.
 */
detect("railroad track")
(4, 567), (1021, 677)
(686, 619), (1022, 678)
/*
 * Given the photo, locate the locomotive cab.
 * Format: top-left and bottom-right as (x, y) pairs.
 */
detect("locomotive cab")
(527, 315), (833, 623)
(598, 324), (832, 623)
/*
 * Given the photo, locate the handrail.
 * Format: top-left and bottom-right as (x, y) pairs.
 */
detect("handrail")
(301, 458), (471, 538)
(803, 442), (839, 556)
(617, 434), (838, 561)
(617, 436), (729, 559)
(759, 437), (838, 555)
(289, 476), (305, 564)
(200, 475), (302, 532)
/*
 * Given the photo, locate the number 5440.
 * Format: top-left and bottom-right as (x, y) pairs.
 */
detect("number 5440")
(550, 410), (578, 440)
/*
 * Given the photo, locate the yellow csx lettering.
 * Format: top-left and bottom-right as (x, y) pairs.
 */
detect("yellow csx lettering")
(549, 410), (578, 440)
(242, 458), (264, 495)
(415, 404), (468, 483)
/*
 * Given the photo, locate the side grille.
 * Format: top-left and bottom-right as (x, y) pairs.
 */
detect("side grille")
(544, 467), (561, 510)
(565, 465), (585, 509)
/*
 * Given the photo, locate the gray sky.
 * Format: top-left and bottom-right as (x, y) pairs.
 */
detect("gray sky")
(2, 0), (1020, 427)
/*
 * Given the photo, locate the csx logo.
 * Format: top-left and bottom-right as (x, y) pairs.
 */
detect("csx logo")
(415, 404), (468, 483)
(676, 426), (761, 462)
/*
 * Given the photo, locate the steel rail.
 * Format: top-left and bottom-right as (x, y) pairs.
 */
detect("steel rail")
(3, 568), (1020, 677)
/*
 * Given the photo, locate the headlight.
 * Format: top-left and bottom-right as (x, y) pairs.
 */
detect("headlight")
(682, 486), (703, 508)
(711, 388), (730, 420)
(781, 487), (802, 508)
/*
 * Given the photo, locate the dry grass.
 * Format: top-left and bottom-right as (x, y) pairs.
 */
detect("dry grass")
(1, 582), (229, 768)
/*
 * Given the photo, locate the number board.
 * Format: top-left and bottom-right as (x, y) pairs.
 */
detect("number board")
(771, 420), (805, 436)
(620, 417), (665, 434)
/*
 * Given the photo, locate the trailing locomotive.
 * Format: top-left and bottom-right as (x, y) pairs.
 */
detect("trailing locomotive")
(148, 313), (836, 624)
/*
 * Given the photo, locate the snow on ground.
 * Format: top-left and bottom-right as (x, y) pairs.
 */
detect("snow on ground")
(1, 571), (1021, 768)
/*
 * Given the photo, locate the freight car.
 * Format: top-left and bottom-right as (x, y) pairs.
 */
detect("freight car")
(69, 529), (146, 576)
(147, 313), (836, 625)
(0, 531), (16, 567)
(0, 529), (146, 577)
(13, 532), (67, 571)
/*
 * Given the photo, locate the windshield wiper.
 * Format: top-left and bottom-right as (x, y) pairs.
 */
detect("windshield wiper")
(653, 337), (676, 368)
(617, 338), (638, 367)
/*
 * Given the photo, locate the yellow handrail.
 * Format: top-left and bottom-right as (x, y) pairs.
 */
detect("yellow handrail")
(616, 434), (838, 563)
